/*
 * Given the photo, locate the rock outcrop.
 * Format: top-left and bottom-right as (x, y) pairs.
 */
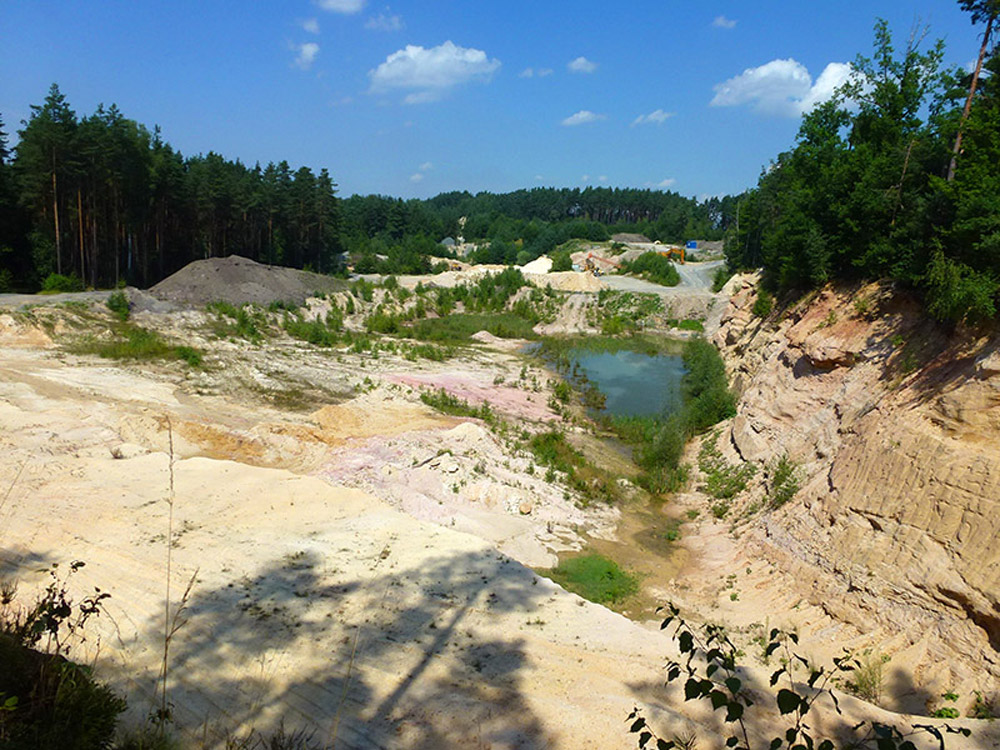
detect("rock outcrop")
(713, 277), (1000, 703)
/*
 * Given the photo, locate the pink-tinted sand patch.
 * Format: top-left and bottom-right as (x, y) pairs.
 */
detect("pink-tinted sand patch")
(387, 372), (555, 422)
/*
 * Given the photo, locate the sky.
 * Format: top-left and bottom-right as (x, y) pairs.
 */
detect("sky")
(0, 1), (986, 202)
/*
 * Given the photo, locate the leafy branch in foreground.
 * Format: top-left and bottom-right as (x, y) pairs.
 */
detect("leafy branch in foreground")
(628, 603), (971, 750)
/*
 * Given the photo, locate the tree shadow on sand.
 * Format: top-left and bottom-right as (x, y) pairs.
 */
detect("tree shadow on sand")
(111, 546), (552, 749)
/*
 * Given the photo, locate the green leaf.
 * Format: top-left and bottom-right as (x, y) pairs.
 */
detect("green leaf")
(630, 718), (646, 732)
(639, 731), (652, 747)
(725, 676), (742, 694)
(679, 630), (694, 653)
(777, 689), (801, 715)
(726, 701), (744, 722)
(770, 667), (785, 686)
(684, 678), (702, 701)
(710, 690), (729, 710)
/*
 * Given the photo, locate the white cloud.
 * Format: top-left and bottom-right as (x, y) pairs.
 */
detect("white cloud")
(581, 175), (591, 182)
(294, 42), (320, 70)
(798, 63), (853, 111)
(710, 58), (852, 116)
(519, 68), (535, 78)
(568, 56), (597, 74)
(369, 41), (500, 103)
(658, 178), (676, 188)
(538, 68), (553, 77)
(410, 172), (424, 183)
(712, 15), (737, 29)
(302, 18), (320, 34)
(365, 11), (403, 31)
(632, 108), (675, 126)
(561, 110), (606, 126)
(534, 174), (544, 181)
(599, 175), (608, 183)
(419, 161), (433, 171)
(317, 0), (366, 13)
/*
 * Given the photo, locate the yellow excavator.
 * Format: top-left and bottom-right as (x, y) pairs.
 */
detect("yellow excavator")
(656, 246), (686, 264)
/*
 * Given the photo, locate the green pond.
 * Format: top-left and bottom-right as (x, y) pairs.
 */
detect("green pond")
(567, 347), (685, 418)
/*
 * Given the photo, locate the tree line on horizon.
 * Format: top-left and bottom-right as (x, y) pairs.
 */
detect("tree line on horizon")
(0, 89), (737, 292)
(726, 7), (1000, 323)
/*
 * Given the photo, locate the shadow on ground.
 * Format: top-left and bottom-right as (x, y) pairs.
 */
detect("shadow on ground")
(113, 546), (552, 749)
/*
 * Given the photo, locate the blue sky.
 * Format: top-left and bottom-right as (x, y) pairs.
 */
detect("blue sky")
(0, 1), (985, 201)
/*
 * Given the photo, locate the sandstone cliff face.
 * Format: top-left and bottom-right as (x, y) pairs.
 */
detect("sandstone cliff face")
(713, 278), (1000, 700)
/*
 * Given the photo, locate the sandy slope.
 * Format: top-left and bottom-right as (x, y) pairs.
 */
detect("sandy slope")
(0, 305), (993, 749)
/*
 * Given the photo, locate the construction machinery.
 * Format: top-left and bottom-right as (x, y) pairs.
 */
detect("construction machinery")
(657, 246), (686, 264)
(582, 252), (621, 276)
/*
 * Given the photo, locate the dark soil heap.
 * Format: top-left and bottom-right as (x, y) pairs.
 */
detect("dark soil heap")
(149, 255), (347, 307)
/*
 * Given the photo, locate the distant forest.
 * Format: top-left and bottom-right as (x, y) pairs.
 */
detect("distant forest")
(727, 10), (1000, 323)
(0, 87), (737, 292)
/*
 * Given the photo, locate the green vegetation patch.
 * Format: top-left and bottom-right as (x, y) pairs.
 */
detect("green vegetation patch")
(106, 290), (130, 321)
(698, 430), (757, 500)
(409, 312), (538, 342)
(73, 326), (203, 367)
(527, 430), (624, 506)
(768, 453), (801, 508)
(541, 554), (639, 605)
(206, 301), (268, 343)
(620, 252), (681, 287)
(604, 338), (735, 496)
(40, 273), (84, 293)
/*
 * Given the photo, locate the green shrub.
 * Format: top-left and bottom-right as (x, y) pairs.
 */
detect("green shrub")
(96, 327), (173, 360)
(768, 453), (801, 508)
(283, 314), (339, 347)
(75, 326), (202, 367)
(409, 313), (538, 342)
(175, 346), (203, 367)
(542, 554), (639, 605)
(206, 301), (267, 343)
(0, 562), (126, 749)
(846, 651), (891, 706)
(553, 380), (572, 403)
(712, 266), (734, 293)
(0, 268), (13, 293)
(41, 273), (84, 293)
(550, 249), (573, 272)
(106, 291), (130, 322)
(620, 252), (681, 287)
(364, 310), (401, 334)
(628, 606), (969, 749)
(698, 430), (756, 500)
(752, 290), (773, 318)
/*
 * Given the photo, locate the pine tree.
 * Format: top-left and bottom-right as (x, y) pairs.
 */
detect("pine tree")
(948, 0), (1000, 180)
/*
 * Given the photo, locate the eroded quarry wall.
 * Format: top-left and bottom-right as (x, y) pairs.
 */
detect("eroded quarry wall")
(714, 278), (1000, 691)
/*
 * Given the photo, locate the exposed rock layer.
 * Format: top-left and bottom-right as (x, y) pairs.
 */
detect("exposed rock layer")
(714, 278), (1000, 701)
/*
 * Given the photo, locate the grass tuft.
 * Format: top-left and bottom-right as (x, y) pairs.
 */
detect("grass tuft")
(542, 554), (639, 605)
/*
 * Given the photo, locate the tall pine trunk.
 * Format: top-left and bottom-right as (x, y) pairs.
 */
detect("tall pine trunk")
(77, 187), (85, 283)
(948, 13), (995, 181)
(51, 166), (61, 275)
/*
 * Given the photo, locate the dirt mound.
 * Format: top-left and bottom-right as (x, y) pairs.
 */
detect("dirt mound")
(611, 232), (651, 244)
(149, 255), (347, 307)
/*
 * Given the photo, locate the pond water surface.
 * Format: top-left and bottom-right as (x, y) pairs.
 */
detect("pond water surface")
(567, 347), (685, 418)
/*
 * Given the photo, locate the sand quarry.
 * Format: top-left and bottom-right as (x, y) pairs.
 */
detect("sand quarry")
(0, 258), (990, 749)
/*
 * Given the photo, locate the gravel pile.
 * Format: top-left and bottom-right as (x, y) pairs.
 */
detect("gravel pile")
(149, 255), (347, 308)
